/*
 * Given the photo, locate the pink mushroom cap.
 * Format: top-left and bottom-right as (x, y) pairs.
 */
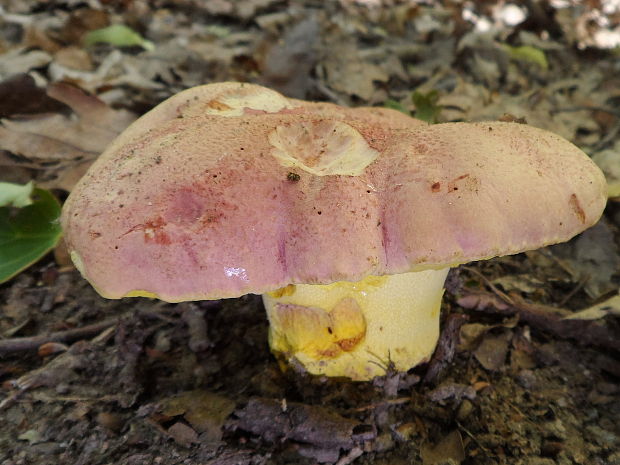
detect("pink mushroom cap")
(61, 83), (607, 302)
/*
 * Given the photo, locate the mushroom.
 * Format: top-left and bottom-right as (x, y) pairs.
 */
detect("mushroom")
(61, 82), (607, 381)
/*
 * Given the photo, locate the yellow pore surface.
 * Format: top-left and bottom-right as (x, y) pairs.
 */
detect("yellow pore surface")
(263, 268), (449, 380)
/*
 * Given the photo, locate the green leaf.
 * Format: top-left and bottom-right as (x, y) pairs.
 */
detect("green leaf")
(0, 186), (62, 283)
(412, 90), (442, 124)
(0, 181), (34, 207)
(383, 99), (411, 116)
(18, 429), (43, 444)
(501, 44), (548, 70)
(83, 24), (155, 51)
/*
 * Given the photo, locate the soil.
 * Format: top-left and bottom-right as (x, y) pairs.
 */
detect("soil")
(0, 1), (619, 464)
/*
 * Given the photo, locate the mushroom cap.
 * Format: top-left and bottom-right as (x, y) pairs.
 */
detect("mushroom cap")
(61, 83), (607, 302)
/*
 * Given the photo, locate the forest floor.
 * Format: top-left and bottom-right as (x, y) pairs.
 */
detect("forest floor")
(0, 1), (619, 464)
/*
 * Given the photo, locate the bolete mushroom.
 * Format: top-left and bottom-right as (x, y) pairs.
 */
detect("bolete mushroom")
(61, 82), (607, 381)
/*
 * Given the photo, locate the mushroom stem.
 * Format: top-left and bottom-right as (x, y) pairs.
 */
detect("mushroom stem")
(262, 268), (450, 381)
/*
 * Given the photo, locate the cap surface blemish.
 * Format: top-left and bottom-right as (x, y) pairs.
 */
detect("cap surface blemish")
(268, 120), (379, 176)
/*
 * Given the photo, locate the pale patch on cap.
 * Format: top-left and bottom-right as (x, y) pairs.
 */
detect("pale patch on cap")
(268, 120), (379, 176)
(202, 87), (294, 117)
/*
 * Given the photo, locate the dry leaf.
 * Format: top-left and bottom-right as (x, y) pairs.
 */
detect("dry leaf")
(0, 48), (52, 79)
(231, 397), (375, 450)
(322, 39), (389, 101)
(459, 315), (519, 351)
(550, 220), (620, 299)
(160, 390), (235, 443)
(0, 74), (68, 118)
(459, 323), (491, 351)
(258, 16), (320, 98)
(473, 330), (513, 371)
(565, 293), (620, 321)
(421, 430), (466, 465)
(492, 274), (544, 294)
(592, 145), (620, 199)
(0, 80), (136, 191)
(428, 382), (476, 405)
(53, 46), (93, 71)
(167, 422), (199, 447)
(457, 292), (510, 311)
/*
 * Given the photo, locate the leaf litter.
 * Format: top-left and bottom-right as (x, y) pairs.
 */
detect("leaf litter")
(0, 1), (619, 464)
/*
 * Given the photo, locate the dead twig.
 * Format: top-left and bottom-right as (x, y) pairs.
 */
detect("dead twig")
(461, 290), (620, 353)
(461, 266), (515, 305)
(459, 266), (619, 352)
(0, 308), (174, 354)
(557, 275), (589, 307)
(552, 105), (620, 118)
(349, 397), (411, 413)
(0, 319), (117, 354)
(456, 420), (490, 457)
(335, 447), (363, 465)
(509, 294), (620, 352)
(423, 313), (469, 384)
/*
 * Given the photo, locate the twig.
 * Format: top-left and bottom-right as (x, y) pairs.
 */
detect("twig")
(314, 80), (348, 106)
(0, 319), (117, 354)
(461, 266), (515, 305)
(423, 313), (469, 384)
(349, 397), (411, 413)
(464, 291), (620, 353)
(551, 105), (620, 118)
(459, 264), (619, 352)
(335, 447), (363, 465)
(0, 389), (26, 410)
(456, 421), (490, 457)
(557, 276), (588, 307)
(0, 308), (174, 354)
(593, 119), (620, 151)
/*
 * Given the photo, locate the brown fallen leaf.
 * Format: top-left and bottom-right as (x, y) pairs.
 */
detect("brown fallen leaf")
(258, 16), (320, 98)
(459, 290), (620, 352)
(55, 8), (110, 46)
(0, 78), (136, 191)
(457, 292), (510, 311)
(472, 381), (491, 392)
(50, 159), (95, 193)
(0, 47), (52, 78)
(160, 390), (235, 444)
(53, 46), (93, 72)
(230, 397), (375, 450)
(473, 330), (513, 371)
(96, 411), (125, 433)
(550, 220), (620, 299)
(459, 323), (491, 351)
(322, 37), (389, 101)
(458, 315), (519, 351)
(420, 430), (466, 465)
(167, 422), (199, 447)
(492, 274), (544, 294)
(510, 328), (537, 370)
(428, 382), (476, 405)
(201, 0), (281, 20)
(37, 341), (68, 357)
(0, 74), (68, 118)
(592, 144), (620, 199)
